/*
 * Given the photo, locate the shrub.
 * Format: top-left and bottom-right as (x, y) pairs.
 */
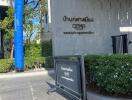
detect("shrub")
(25, 57), (45, 69)
(0, 59), (13, 73)
(25, 43), (41, 57)
(85, 54), (132, 95)
(25, 56), (54, 70)
(45, 56), (54, 68)
(25, 42), (53, 70)
(41, 40), (52, 57)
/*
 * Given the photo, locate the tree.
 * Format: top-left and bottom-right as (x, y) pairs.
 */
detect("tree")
(24, 5), (40, 44)
(0, 7), (14, 60)
(39, 0), (47, 42)
(0, 0), (47, 59)
(24, 0), (47, 44)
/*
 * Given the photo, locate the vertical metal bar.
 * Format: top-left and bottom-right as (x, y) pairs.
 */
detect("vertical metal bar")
(14, 0), (24, 71)
(122, 34), (128, 53)
(111, 36), (117, 54)
(81, 56), (87, 100)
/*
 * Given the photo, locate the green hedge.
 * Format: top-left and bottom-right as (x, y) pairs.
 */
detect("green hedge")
(85, 54), (132, 95)
(44, 57), (54, 68)
(25, 56), (54, 70)
(41, 40), (52, 57)
(0, 59), (13, 73)
(0, 57), (54, 73)
(25, 57), (45, 69)
(25, 43), (42, 57)
(25, 41), (52, 58)
(0, 40), (53, 72)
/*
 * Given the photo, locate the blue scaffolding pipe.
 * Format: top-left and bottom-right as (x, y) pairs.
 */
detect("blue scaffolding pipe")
(14, 0), (24, 70)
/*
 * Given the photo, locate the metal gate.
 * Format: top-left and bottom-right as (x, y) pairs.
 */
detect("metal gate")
(54, 55), (87, 100)
(111, 34), (128, 54)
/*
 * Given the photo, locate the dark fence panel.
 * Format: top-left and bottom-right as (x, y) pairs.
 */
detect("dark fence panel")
(54, 55), (86, 100)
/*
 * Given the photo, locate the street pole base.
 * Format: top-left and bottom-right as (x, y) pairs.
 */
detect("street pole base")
(15, 69), (24, 73)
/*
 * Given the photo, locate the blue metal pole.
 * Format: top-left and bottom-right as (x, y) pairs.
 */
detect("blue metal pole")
(14, 0), (24, 71)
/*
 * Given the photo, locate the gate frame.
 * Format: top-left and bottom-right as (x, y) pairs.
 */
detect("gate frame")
(54, 55), (87, 100)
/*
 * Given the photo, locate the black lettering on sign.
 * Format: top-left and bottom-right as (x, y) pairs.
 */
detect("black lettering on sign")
(63, 16), (94, 22)
(64, 31), (94, 34)
(72, 24), (86, 30)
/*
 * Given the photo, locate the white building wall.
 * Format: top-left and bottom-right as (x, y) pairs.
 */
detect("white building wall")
(50, 0), (132, 56)
(0, 0), (13, 7)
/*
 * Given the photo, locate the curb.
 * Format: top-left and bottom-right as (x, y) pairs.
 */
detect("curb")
(87, 91), (131, 100)
(0, 70), (54, 79)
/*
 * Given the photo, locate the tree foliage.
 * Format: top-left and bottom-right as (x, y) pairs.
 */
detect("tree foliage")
(0, 0), (47, 59)
(0, 7), (14, 59)
(24, 5), (40, 44)
(0, 7), (14, 40)
(24, 0), (47, 44)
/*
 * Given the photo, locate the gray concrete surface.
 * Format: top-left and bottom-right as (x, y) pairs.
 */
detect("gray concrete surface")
(87, 91), (131, 100)
(0, 73), (67, 100)
(50, 0), (132, 56)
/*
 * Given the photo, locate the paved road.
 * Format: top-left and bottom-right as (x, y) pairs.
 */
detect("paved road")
(0, 73), (67, 100)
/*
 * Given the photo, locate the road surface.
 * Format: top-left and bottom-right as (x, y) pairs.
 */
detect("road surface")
(0, 72), (67, 100)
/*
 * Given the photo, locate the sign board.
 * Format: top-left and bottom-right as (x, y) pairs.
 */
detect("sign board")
(63, 16), (94, 35)
(54, 56), (86, 100)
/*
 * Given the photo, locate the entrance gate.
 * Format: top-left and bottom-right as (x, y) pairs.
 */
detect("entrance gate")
(49, 56), (87, 100)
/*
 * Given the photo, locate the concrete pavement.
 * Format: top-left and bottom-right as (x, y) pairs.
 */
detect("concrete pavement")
(0, 71), (67, 100)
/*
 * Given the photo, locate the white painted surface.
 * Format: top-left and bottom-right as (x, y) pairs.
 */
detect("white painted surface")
(120, 27), (132, 32)
(0, 70), (54, 79)
(48, 0), (51, 23)
(0, 0), (13, 7)
(50, 0), (132, 56)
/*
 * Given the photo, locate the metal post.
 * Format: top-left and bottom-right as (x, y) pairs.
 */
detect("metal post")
(14, 0), (24, 71)
(81, 56), (87, 100)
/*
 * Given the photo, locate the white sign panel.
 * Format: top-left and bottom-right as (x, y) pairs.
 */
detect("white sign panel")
(120, 27), (132, 32)
(0, 0), (13, 6)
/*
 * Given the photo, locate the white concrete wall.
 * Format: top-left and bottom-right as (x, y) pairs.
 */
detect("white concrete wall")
(50, 0), (132, 56)
(0, 0), (13, 7)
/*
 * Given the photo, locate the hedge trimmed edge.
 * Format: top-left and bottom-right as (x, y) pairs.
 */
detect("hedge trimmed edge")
(0, 59), (13, 73)
(0, 56), (54, 73)
(85, 54), (132, 96)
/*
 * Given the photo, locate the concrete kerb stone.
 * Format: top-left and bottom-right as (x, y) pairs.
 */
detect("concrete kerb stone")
(0, 70), (54, 79)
